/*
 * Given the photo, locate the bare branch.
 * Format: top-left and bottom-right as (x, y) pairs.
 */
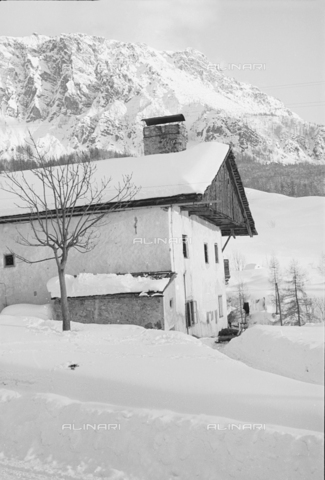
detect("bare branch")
(0, 132), (141, 331)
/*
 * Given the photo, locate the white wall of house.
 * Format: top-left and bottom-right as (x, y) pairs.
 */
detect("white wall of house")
(168, 207), (228, 337)
(0, 207), (171, 309)
(0, 205), (228, 337)
(162, 280), (177, 331)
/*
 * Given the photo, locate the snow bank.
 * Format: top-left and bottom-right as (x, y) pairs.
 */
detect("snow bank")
(0, 316), (323, 431)
(46, 273), (172, 298)
(0, 303), (53, 320)
(225, 325), (324, 385)
(0, 390), (323, 480)
(0, 317), (323, 479)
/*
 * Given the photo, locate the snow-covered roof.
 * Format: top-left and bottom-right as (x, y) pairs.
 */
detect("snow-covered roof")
(0, 142), (229, 218)
(46, 272), (175, 298)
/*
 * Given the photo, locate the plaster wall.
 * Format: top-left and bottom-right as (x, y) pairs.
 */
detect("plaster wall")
(0, 207), (171, 308)
(168, 207), (228, 337)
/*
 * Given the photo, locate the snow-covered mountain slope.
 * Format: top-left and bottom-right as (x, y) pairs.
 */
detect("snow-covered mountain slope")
(0, 33), (324, 163)
(226, 188), (325, 270)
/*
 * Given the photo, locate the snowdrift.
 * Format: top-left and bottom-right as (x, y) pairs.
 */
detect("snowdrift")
(0, 317), (323, 479)
(0, 303), (53, 320)
(0, 389), (323, 480)
(225, 325), (324, 384)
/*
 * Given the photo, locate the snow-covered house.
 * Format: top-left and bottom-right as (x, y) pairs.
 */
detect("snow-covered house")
(0, 115), (257, 337)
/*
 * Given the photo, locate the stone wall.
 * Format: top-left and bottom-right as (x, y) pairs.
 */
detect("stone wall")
(53, 294), (164, 329)
(143, 123), (188, 156)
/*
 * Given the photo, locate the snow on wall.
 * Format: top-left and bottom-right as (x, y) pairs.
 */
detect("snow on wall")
(0, 142), (229, 217)
(47, 273), (172, 298)
(224, 325), (325, 385)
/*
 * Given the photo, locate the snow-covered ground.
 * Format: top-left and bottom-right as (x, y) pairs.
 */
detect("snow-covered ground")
(0, 188), (324, 478)
(0, 304), (53, 321)
(0, 316), (324, 479)
(224, 324), (324, 385)
(226, 189), (325, 271)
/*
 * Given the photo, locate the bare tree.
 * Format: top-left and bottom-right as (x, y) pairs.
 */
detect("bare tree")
(310, 296), (325, 323)
(268, 254), (283, 325)
(231, 250), (246, 272)
(283, 259), (308, 326)
(0, 135), (139, 331)
(317, 252), (325, 276)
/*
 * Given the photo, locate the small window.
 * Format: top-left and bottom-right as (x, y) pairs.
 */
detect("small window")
(215, 309), (218, 323)
(214, 243), (219, 263)
(4, 254), (15, 268)
(169, 298), (173, 308)
(206, 311), (213, 324)
(182, 235), (189, 259)
(185, 300), (197, 327)
(204, 243), (209, 264)
(218, 295), (224, 318)
(224, 259), (230, 284)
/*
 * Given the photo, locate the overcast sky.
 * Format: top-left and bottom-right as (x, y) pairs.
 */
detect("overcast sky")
(0, 0), (324, 123)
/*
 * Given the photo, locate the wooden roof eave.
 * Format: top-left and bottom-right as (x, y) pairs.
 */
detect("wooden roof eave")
(224, 149), (257, 236)
(0, 193), (202, 225)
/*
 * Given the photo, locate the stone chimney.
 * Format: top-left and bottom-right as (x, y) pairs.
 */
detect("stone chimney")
(142, 114), (188, 156)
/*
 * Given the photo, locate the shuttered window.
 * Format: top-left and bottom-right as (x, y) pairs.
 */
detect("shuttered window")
(204, 243), (209, 263)
(185, 300), (198, 327)
(214, 244), (219, 263)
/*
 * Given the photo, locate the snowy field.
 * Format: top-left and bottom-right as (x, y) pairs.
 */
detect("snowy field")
(0, 315), (324, 479)
(226, 189), (325, 271)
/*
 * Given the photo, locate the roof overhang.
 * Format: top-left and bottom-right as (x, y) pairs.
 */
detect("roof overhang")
(0, 192), (257, 236)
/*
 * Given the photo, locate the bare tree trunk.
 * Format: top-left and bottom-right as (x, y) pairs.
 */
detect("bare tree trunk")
(294, 276), (301, 326)
(58, 265), (70, 331)
(275, 282), (283, 326)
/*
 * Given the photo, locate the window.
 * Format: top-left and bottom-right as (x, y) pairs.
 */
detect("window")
(206, 311), (213, 324)
(214, 243), (219, 263)
(185, 300), (197, 327)
(204, 243), (209, 264)
(218, 295), (224, 318)
(215, 310), (218, 323)
(4, 254), (15, 268)
(169, 298), (173, 308)
(224, 259), (230, 284)
(182, 235), (189, 258)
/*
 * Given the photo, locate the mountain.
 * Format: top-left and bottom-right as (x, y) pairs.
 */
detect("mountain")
(0, 33), (324, 194)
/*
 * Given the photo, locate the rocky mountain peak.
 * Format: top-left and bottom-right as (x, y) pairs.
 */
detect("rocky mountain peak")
(0, 33), (323, 167)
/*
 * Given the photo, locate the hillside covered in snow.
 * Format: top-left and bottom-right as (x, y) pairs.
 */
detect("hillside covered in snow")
(0, 33), (324, 177)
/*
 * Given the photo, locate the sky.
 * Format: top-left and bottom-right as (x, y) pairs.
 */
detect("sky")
(0, 0), (324, 124)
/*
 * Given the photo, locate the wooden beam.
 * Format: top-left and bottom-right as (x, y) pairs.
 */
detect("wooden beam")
(222, 229), (236, 252)
(222, 236), (231, 252)
(225, 152), (254, 237)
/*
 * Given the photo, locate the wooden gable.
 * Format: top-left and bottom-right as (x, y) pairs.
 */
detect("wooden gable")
(180, 149), (257, 237)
